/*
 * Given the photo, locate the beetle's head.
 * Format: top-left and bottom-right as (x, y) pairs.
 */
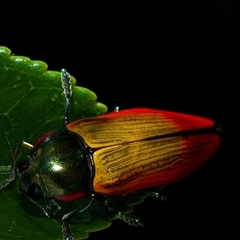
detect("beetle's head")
(18, 156), (45, 200)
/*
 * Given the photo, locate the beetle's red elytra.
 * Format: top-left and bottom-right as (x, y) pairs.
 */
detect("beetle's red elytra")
(66, 108), (220, 195)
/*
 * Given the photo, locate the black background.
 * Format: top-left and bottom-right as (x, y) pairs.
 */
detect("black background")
(1, 1), (239, 239)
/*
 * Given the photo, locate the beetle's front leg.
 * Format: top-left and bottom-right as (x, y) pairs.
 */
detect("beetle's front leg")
(0, 140), (25, 191)
(0, 169), (15, 191)
(62, 194), (95, 240)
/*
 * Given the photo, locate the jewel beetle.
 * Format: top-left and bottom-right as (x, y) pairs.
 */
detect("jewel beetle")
(0, 69), (221, 240)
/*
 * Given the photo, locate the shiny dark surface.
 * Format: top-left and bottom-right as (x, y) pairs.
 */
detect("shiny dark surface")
(18, 130), (92, 198)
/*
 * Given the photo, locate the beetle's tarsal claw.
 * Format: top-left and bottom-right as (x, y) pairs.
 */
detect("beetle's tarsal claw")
(148, 190), (168, 201)
(149, 191), (160, 199)
(118, 212), (144, 227)
(62, 221), (74, 240)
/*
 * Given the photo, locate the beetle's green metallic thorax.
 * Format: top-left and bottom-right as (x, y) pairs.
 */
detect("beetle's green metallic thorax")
(18, 130), (94, 199)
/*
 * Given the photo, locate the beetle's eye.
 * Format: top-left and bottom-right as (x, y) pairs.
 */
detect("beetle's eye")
(27, 183), (43, 200)
(19, 160), (30, 173)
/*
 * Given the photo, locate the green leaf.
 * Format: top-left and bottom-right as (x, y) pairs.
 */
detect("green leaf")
(0, 46), (107, 161)
(0, 46), (156, 240)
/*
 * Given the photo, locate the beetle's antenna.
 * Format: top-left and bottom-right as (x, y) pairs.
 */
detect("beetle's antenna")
(0, 133), (18, 191)
(61, 69), (72, 126)
(5, 132), (13, 160)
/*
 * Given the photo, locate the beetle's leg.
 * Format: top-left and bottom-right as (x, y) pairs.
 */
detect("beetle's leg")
(62, 194), (95, 240)
(148, 190), (168, 201)
(23, 194), (51, 218)
(94, 193), (115, 212)
(94, 194), (144, 227)
(144, 186), (167, 201)
(148, 190), (160, 199)
(0, 138), (23, 191)
(114, 106), (120, 112)
(0, 138), (35, 191)
(61, 69), (72, 126)
(0, 167), (16, 191)
(118, 212), (144, 227)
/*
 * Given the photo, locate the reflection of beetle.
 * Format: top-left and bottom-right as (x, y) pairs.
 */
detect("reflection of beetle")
(0, 69), (221, 240)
